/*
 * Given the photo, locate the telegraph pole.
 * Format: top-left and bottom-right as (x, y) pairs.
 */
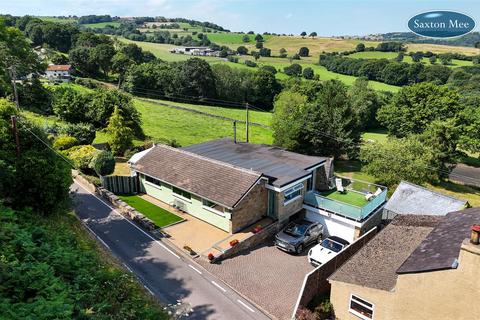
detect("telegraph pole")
(11, 116), (20, 157)
(245, 102), (249, 143)
(8, 66), (20, 110)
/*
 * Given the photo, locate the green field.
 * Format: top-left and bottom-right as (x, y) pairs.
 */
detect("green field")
(133, 99), (273, 146)
(207, 33), (273, 45)
(361, 129), (389, 143)
(348, 51), (474, 68)
(83, 21), (121, 28)
(39, 16), (77, 24)
(118, 195), (183, 227)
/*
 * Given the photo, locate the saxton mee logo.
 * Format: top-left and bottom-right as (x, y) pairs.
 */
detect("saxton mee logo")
(408, 11), (476, 38)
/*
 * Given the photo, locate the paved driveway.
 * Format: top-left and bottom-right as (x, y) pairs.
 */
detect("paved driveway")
(198, 240), (315, 320)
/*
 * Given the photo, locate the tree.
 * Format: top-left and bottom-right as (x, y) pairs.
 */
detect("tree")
(298, 47), (309, 57)
(93, 43), (115, 77)
(255, 41), (263, 49)
(252, 51), (260, 60)
(69, 46), (99, 77)
(106, 106), (134, 155)
(349, 78), (382, 130)
(259, 47), (271, 57)
(175, 58), (217, 98)
(429, 55), (437, 64)
(242, 34), (250, 43)
(0, 99), (72, 214)
(237, 45), (248, 55)
(356, 43), (365, 52)
(301, 80), (361, 158)
(309, 32), (317, 38)
(89, 150), (115, 176)
(395, 52), (404, 62)
(302, 67), (314, 79)
(51, 87), (91, 123)
(254, 34), (264, 42)
(360, 136), (438, 187)
(247, 69), (281, 109)
(300, 31), (307, 38)
(112, 52), (135, 88)
(279, 48), (287, 58)
(439, 54), (453, 65)
(272, 91), (308, 150)
(284, 63), (302, 76)
(377, 82), (462, 137)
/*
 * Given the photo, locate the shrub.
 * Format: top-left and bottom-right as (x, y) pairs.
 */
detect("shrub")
(303, 67), (315, 79)
(89, 150), (115, 176)
(227, 55), (239, 63)
(63, 145), (99, 171)
(59, 122), (96, 145)
(244, 60), (257, 67)
(261, 65), (277, 74)
(53, 135), (79, 150)
(284, 63), (303, 76)
(298, 46), (310, 57)
(291, 53), (301, 60)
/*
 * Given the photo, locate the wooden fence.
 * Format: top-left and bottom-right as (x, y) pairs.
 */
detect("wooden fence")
(100, 175), (139, 194)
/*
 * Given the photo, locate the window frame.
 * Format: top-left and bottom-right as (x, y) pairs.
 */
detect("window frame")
(172, 186), (192, 202)
(283, 183), (304, 205)
(348, 294), (374, 320)
(202, 199), (226, 217)
(144, 175), (162, 188)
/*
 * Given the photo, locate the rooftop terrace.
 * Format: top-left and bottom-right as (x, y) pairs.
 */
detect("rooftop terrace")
(304, 177), (387, 221)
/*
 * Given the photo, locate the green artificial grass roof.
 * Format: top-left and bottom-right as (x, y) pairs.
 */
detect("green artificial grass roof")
(320, 189), (368, 207)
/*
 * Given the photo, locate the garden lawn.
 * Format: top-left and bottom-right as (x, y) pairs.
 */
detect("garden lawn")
(118, 195), (183, 227)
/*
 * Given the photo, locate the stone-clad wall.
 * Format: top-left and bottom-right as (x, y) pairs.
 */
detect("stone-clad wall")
(230, 180), (268, 233)
(276, 180), (308, 223)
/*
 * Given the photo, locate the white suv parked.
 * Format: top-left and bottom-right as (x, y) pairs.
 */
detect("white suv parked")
(307, 236), (350, 267)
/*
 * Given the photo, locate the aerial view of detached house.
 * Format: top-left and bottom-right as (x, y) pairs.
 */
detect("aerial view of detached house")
(44, 64), (73, 82)
(128, 138), (388, 243)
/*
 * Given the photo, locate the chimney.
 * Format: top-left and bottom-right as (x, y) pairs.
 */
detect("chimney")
(470, 225), (480, 245)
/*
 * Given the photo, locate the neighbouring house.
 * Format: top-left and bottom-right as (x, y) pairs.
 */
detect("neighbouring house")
(170, 46), (220, 56)
(129, 138), (387, 240)
(44, 64), (73, 82)
(329, 208), (480, 320)
(383, 181), (468, 220)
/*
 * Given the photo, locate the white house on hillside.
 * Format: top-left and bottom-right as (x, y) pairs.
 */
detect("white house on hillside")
(45, 65), (73, 82)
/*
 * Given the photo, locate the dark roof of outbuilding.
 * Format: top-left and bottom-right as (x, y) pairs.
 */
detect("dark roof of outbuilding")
(384, 181), (467, 216)
(182, 138), (327, 187)
(397, 207), (480, 274)
(132, 144), (263, 208)
(329, 215), (442, 291)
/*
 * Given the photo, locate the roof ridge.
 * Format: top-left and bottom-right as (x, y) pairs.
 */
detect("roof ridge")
(399, 181), (467, 204)
(155, 144), (263, 177)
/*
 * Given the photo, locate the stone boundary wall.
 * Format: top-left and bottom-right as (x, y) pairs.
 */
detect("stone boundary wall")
(214, 221), (280, 262)
(292, 227), (378, 319)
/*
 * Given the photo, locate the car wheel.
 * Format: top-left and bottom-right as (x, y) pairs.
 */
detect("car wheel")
(296, 244), (304, 254)
(317, 234), (323, 243)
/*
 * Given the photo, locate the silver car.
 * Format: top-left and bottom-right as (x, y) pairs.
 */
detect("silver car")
(275, 219), (323, 254)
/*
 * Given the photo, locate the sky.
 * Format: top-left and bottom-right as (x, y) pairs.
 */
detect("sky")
(1, 0), (479, 36)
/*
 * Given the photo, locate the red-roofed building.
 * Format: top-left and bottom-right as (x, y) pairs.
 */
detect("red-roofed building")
(45, 64), (73, 82)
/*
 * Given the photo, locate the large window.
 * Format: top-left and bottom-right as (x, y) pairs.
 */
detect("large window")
(202, 199), (225, 215)
(172, 186), (191, 200)
(145, 175), (161, 186)
(349, 295), (374, 320)
(284, 183), (304, 204)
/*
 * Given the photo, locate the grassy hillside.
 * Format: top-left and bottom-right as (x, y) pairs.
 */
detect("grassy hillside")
(83, 21), (121, 28)
(348, 51), (474, 68)
(132, 99), (273, 146)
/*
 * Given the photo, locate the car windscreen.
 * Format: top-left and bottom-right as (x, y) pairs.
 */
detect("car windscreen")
(321, 239), (344, 253)
(283, 222), (308, 237)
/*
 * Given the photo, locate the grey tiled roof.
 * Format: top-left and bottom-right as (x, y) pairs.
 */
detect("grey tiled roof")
(397, 207), (480, 274)
(384, 181), (467, 216)
(132, 144), (262, 208)
(329, 215), (442, 291)
(182, 138), (326, 187)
